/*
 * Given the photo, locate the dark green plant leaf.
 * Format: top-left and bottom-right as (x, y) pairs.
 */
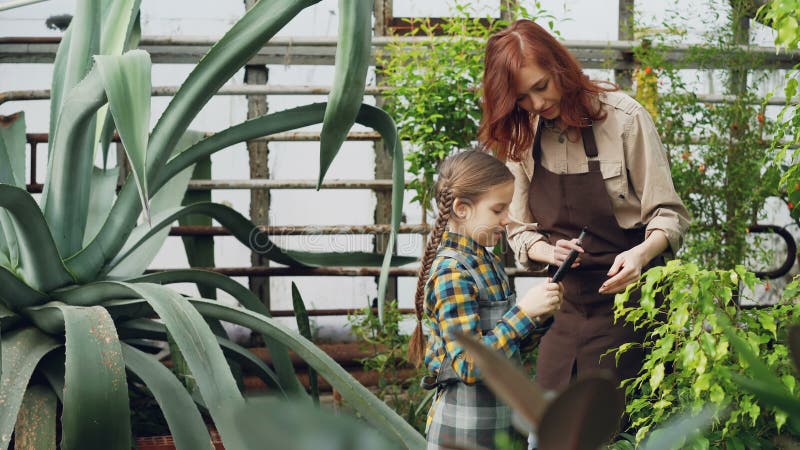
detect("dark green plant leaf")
(103, 202), (414, 274)
(95, 0), (142, 168)
(27, 304), (132, 450)
(0, 111), (27, 269)
(318, 0), (373, 187)
(111, 283), (246, 449)
(38, 351), (65, 403)
(0, 185), (73, 293)
(48, 0), (100, 142)
(292, 282), (318, 404)
(117, 317), (282, 394)
(354, 106), (404, 323)
(121, 343), (215, 450)
(187, 297), (426, 449)
(14, 384), (57, 450)
(179, 155), (215, 298)
(145, 0), (320, 185)
(72, 102), (409, 284)
(0, 327), (61, 450)
(42, 67), (105, 257)
(0, 265), (47, 310)
(130, 270), (304, 396)
(154, 102), (407, 321)
(0, 303), (21, 331)
(83, 166), (119, 246)
(105, 130), (204, 279)
(0, 112), (26, 188)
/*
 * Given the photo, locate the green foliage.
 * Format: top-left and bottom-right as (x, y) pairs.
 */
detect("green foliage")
(377, 1), (558, 214)
(348, 299), (430, 433)
(614, 260), (800, 448)
(760, 0), (800, 223)
(758, 0), (800, 50)
(633, 0), (783, 269)
(0, 0), (425, 448)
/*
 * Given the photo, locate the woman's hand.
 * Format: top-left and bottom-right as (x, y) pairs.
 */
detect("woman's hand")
(599, 247), (648, 294)
(518, 278), (563, 319)
(600, 230), (669, 294)
(552, 238), (583, 267)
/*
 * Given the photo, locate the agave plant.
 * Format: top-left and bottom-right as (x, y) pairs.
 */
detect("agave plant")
(0, 0), (423, 449)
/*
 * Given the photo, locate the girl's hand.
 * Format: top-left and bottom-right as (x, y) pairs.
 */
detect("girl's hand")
(518, 278), (563, 319)
(599, 247), (648, 294)
(552, 238), (583, 267)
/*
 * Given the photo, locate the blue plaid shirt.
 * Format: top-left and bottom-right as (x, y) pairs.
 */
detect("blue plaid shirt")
(423, 231), (537, 384)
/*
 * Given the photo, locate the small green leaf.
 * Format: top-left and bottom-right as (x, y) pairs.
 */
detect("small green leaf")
(709, 384), (724, 403)
(757, 311), (777, 339)
(650, 363), (665, 391)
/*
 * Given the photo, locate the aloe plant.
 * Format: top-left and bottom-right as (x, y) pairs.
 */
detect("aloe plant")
(0, 0), (423, 449)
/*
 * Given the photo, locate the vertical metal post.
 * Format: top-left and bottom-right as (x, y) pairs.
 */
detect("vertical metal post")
(616, 0), (635, 90)
(245, 0), (271, 310)
(373, 0), (398, 305)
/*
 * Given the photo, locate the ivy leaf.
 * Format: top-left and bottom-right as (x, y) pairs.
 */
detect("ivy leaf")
(757, 311), (777, 339)
(786, 78), (798, 101)
(709, 384), (725, 403)
(650, 363), (665, 391)
(776, 410), (787, 432)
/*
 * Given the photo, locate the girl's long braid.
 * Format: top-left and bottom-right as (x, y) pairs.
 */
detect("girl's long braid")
(407, 187), (455, 367)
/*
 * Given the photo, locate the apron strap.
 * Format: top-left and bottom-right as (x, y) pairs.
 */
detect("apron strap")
(580, 123), (599, 158)
(437, 249), (492, 299)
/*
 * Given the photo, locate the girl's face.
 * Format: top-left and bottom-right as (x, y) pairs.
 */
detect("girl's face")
(512, 61), (562, 120)
(450, 180), (515, 247)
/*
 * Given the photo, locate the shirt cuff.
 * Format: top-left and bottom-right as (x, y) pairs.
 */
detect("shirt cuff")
(500, 304), (536, 341)
(645, 217), (682, 255)
(511, 231), (549, 271)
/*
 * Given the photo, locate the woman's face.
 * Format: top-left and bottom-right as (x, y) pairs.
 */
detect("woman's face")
(512, 62), (562, 120)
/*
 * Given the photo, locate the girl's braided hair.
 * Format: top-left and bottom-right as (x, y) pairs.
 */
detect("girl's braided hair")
(407, 150), (514, 366)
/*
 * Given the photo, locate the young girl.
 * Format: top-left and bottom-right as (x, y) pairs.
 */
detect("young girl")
(408, 150), (563, 450)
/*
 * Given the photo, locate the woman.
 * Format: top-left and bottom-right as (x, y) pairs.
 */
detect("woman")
(478, 19), (690, 394)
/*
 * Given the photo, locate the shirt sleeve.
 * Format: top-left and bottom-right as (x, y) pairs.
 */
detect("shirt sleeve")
(430, 259), (536, 384)
(506, 160), (549, 271)
(623, 106), (691, 255)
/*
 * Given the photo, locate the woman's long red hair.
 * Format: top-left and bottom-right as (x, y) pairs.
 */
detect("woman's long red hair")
(478, 19), (618, 162)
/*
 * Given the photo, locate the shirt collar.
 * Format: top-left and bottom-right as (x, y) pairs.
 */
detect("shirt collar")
(440, 231), (489, 259)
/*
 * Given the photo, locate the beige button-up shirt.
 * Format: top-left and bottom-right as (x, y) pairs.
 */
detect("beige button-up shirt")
(506, 90), (691, 270)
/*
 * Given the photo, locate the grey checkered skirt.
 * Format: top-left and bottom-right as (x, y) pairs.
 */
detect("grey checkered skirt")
(425, 381), (512, 450)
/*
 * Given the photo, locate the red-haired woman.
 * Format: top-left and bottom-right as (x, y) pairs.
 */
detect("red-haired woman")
(478, 20), (690, 397)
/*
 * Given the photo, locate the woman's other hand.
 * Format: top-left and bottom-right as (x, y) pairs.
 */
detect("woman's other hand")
(599, 248), (647, 294)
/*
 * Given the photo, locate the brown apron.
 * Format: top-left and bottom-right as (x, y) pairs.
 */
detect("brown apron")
(528, 119), (659, 392)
